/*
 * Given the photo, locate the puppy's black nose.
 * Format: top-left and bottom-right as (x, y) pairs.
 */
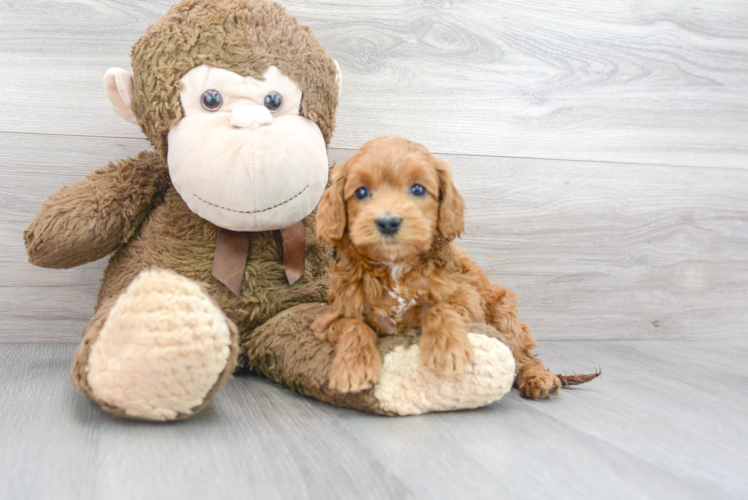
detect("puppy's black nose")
(376, 217), (402, 235)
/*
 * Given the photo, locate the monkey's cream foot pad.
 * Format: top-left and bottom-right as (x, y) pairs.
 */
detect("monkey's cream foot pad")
(374, 333), (516, 415)
(86, 269), (235, 421)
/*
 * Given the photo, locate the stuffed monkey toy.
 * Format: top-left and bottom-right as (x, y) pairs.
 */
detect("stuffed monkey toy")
(24, 0), (516, 421)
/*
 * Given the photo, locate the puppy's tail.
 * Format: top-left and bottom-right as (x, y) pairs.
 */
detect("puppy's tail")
(557, 367), (601, 388)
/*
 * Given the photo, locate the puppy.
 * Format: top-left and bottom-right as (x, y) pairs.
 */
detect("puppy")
(313, 136), (597, 397)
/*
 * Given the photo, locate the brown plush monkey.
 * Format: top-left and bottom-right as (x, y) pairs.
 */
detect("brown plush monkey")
(24, 0), (516, 421)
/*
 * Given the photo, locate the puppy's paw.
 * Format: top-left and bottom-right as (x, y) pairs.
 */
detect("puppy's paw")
(518, 370), (562, 399)
(329, 345), (382, 393)
(311, 313), (334, 342)
(420, 330), (475, 375)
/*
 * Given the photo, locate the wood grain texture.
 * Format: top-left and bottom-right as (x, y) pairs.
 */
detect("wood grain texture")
(0, 0), (746, 167)
(1, 341), (746, 500)
(1, 2), (746, 497)
(0, 133), (144, 341)
(4, 133), (744, 341)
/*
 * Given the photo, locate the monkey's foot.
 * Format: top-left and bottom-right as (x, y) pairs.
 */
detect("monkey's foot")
(245, 305), (516, 416)
(373, 333), (515, 415)
(83, 269), (238, 421)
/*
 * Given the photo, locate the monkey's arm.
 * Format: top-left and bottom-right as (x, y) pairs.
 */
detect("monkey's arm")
(24, 151), (170, 268)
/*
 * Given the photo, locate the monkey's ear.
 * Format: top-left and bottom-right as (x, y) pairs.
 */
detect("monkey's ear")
(435, 159), (465, 241)
(103, 68), (138, 124)
(316, 160), (349, 245)
(333, 60), (343, 98)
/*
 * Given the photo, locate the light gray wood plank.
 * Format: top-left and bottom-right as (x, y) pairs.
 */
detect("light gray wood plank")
(1, 341), (746, 499)
(335, 339), (748, 499)
(0, 0), (747, 168)
(436, 153), (748, 341)
(0, 133), (148, 341)
(3, 134), (746, 341)
(532, 340), (748, 487)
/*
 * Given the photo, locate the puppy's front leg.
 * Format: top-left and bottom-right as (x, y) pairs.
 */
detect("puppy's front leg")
(322, 318), (381, 393)
(420, 303), (475, 374)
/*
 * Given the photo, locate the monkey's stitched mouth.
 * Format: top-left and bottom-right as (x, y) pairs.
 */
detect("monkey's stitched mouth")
(193, 184), (309, 214)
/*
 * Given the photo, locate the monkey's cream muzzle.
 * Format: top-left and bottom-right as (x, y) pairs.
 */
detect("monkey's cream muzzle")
(166, 65), (329, 232)
(230, 105), (273, 129)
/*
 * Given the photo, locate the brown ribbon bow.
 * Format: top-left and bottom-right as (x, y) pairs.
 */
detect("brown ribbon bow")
(211, 222), (306, 297)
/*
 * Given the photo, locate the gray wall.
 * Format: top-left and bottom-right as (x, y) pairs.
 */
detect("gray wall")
(1, 0), (746, 341)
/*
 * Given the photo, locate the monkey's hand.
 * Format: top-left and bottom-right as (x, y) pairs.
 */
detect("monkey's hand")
(24, 151), (169, 269)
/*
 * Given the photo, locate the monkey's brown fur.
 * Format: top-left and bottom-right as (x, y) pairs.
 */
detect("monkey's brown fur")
(314, 137), (598, 398)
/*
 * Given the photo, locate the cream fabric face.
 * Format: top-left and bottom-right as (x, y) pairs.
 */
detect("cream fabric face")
(167, 65), (329, 232)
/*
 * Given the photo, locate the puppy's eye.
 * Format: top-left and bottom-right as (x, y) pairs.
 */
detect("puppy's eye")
(410, 184), (426, 197)
(354, 187), (370, 200)
(264, 92), (282, 111)
(201, 89), (223, 111)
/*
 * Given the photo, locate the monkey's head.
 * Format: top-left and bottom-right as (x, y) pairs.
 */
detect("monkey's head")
(104, 0), (341, 232)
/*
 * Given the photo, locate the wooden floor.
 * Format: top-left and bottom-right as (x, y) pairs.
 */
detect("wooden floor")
(2, 340), (747, 499)
(1, 0), (747, 498)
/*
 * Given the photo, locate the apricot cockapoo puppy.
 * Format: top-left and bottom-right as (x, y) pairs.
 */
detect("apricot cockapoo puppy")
(313, 136), (598, 398)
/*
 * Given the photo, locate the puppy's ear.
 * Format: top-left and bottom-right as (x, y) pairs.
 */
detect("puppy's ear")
(435, 159), (465, 241)
(316, 159), (349, 245)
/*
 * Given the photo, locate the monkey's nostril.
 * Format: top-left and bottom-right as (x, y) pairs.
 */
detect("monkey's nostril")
(376, 217), (402, 235)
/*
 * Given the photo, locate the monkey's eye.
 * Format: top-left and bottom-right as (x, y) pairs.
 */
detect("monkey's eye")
(201, 89), (223, 111)
(264, 92), (282, 111)
(410, 184), (426, 197)
(354, 187), (370, 200)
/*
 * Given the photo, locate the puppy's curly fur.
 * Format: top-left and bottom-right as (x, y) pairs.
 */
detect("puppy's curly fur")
(313, 136), (577, 398)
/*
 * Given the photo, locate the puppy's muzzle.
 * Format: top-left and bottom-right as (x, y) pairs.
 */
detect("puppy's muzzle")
(376, 216), (402, 236)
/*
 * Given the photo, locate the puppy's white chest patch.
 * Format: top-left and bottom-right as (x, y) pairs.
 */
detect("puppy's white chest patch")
(389, 289), (416, 320)
(386, 264), (416, 322)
